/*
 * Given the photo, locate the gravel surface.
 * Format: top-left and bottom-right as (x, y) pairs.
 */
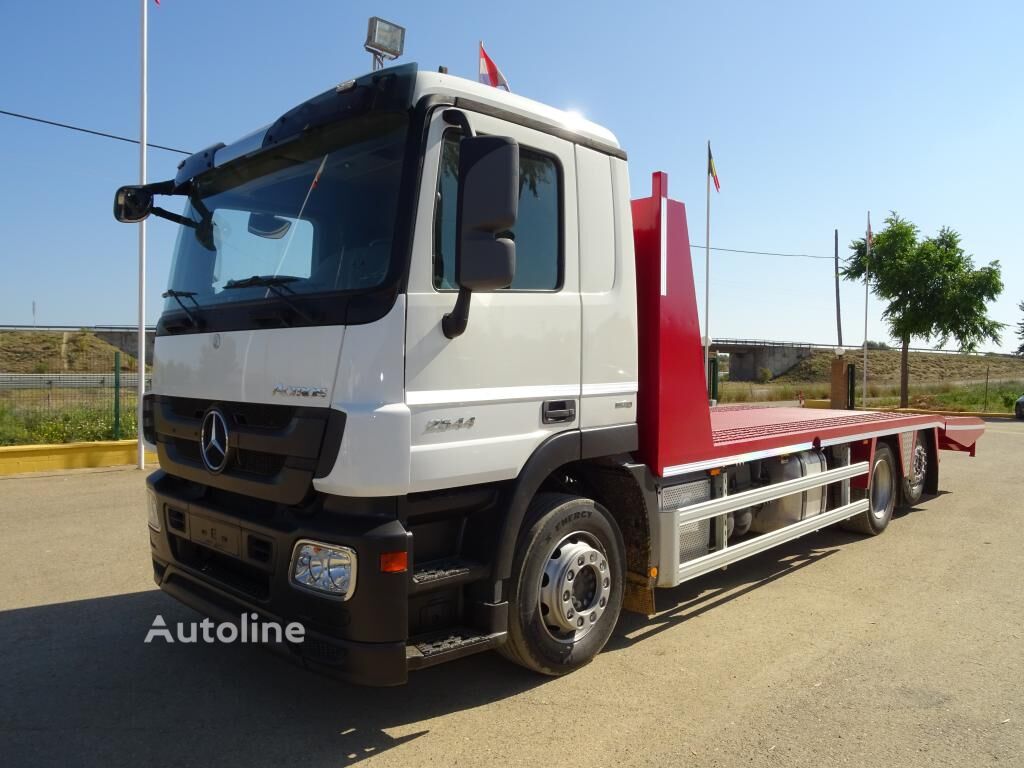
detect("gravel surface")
(1, 421), (1021, 767)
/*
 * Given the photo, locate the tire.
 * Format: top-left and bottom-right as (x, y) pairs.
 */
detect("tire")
(900, 431), (929, 508)
(842, 443), (897, 536)
(499, 493), (625, 676)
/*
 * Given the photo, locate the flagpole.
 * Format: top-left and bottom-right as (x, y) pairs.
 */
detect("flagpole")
(137, 0), (148, 469)
(704, 141), (712, 396)
(862, 211), (870, 410)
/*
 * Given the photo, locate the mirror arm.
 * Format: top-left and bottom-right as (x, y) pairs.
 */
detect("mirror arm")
(442, 109), (475, 138)
(151, 206), (198, 229)
(442, 287), (473, 339)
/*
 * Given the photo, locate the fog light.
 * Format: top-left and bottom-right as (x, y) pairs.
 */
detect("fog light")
(290, 540), (357, 600)
(147, 490), (161, 532)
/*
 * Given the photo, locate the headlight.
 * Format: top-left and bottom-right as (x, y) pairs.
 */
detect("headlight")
(147, 490), (161, 532)
(290, 540), (357, 600)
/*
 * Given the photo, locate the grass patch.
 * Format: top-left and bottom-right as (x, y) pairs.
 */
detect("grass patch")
(718, 382), (830, 404)
(0, 403), (137, 446)
(869, 380), (1024, 413)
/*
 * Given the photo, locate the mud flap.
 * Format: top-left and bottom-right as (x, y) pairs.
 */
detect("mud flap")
(623, 570), (656, 617)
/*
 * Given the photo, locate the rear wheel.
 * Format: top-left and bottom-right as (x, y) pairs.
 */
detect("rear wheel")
(499, 493), (625, 676)
(900, 431), (929, 507)
(842, 443), (897, 536)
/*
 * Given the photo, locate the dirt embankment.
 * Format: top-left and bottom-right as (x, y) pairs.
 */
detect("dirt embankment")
(774, 348), (1024, 384)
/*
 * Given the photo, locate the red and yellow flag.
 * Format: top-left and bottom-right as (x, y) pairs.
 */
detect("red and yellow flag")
(708, 142), (720, 192)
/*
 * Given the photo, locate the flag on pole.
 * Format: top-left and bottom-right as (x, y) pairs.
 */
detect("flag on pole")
(479, 42), (511, 91)
(867, 211), (873, 249)
(707, 143), (721, 192)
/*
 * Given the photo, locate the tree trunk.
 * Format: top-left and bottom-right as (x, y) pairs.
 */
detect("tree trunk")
(900, 336), (910, 408)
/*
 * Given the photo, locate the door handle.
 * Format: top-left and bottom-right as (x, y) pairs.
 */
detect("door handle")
(542, 400), (577, 424)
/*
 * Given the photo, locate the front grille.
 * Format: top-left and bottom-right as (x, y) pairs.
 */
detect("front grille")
(170, 536), (271, 601)
(247, 534), (274, 565)
(167, 507), (187, 534)
(166, 397), (296, 430)
(153, 395), (333, 505)
(234, 449), (286, 478)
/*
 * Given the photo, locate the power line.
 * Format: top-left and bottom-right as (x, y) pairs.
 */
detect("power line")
(0, 108), (191, 155)
(690, 244), (834, 260)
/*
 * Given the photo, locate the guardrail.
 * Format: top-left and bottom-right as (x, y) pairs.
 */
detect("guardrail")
(0, 373), (152, 390)
(0, 324), (156, 332)
(710, 338), (1019, 358)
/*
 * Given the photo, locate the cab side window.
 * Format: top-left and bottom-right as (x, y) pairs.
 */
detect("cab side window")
(434, 132), (562, 290)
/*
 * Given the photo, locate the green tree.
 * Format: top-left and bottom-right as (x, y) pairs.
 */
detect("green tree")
(1016, 300), (1024, 356)
(842, 213), (1003, 407)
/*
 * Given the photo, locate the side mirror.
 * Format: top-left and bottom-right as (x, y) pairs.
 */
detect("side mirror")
(442, 135), (519, 339)
(455, 135), (519, 290)
(113, 185), (153, 223)
(248, 212), (292, 239)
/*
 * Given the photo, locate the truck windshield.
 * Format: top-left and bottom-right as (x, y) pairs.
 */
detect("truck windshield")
(164, 112), (408, 318)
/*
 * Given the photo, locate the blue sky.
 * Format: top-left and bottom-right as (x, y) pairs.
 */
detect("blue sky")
(2, 0), (1021, 351)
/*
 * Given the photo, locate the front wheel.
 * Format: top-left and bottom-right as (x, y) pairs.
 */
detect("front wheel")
(842, 443), (897, 536)
(499, 493), (625, 676)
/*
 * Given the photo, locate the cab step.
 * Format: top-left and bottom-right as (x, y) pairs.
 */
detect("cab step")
(406, 627), (506, 670)
(410, 557), (489, 595)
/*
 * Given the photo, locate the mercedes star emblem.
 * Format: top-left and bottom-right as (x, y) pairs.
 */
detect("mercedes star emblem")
(200, 409), (230, 473)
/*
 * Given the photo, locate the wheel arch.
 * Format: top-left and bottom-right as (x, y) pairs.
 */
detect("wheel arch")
(493, 427), (654, 613)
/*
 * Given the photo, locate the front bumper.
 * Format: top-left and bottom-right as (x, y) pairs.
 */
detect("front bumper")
(147, 470), (411, 686)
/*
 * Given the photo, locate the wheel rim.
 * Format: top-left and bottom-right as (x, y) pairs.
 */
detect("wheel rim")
(907, 443), (927, 498)
(870, 457), (894, 520)
(538, 532), (611, 644)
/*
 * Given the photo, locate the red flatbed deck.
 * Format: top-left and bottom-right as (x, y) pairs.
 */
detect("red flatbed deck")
(660, 405), (985, 476)
(712, 406), (938, 449)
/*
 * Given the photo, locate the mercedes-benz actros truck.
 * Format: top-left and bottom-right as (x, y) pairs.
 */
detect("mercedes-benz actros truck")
(114, 63), (984, 686)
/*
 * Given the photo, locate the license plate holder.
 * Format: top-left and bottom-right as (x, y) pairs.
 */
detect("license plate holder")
(189, 513), (241, 557)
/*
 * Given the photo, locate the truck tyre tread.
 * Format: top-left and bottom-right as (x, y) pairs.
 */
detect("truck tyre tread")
(899, 430), (929, 508)
(498, 492), (625, 676)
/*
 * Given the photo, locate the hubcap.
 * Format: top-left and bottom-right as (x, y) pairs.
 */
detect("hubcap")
(907, 443), (927, 498)
(538, 532), (611, 643)
(870, 457), (893, 520)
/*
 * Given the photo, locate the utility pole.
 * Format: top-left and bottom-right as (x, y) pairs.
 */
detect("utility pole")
(834, 228), (842, 347)
(137, 0), (148, 469)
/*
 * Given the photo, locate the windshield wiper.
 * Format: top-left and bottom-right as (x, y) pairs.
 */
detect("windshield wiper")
(222, 275), (317, 324)
(161, 289), (204, 328)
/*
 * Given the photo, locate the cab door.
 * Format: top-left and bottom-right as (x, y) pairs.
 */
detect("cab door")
(404, 108), (581, 493)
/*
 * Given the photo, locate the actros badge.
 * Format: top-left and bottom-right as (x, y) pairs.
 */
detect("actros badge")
(425, 417), (476, 433)
(272, 384), (327, 398)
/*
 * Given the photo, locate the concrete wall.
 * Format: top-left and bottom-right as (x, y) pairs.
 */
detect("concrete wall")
(94, 330), (155, 364)
(723, 345), (811, 381)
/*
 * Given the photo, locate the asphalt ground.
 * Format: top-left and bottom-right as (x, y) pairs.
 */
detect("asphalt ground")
(1, 420), (1021, 767)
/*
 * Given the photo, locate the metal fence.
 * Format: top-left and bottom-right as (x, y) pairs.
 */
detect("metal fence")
(0, 335), (150, 446)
